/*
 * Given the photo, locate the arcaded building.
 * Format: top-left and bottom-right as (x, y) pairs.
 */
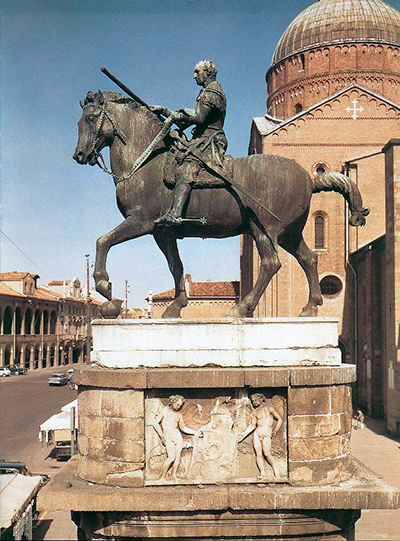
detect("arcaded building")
(0, 273), (101, 370)
(241, 0), (400, 431)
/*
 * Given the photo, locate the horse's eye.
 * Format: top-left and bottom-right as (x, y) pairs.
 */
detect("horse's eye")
(86, 114), (95, 122)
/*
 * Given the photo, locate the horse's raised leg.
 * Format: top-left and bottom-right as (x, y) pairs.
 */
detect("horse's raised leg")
(154, 236), (188, 318)
(279, 232), (323, 316)
(229, 229), (281, 318)
(94, 216), (152, 300)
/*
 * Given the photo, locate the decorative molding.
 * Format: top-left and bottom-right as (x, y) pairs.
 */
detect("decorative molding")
(272, 143), (385, 147)
(268, 69), (399, 102)
(305, 117), (399, 120)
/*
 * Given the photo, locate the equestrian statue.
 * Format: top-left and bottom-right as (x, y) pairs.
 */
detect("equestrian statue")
(73, 60), (369, 319)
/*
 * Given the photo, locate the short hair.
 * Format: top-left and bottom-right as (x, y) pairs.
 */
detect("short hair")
(195, 59), (218, 78)
(168, 394), (184, 407)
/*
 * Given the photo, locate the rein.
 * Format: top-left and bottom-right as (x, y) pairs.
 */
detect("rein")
(85, 100), (172, 184)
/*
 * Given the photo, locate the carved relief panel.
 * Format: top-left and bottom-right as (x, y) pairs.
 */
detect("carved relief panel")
(145, 388), (287, 485)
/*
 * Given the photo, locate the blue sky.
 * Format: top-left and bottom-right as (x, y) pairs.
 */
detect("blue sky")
(2, 0), (399, 306)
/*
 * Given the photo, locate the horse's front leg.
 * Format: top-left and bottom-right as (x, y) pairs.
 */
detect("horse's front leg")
(94, 215), (152, 301)
(154, 235), (188, 318)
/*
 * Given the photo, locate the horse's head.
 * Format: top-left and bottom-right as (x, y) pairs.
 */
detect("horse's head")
(73, 90), (118, 166)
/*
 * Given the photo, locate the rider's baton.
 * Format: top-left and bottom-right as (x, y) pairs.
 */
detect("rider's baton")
(101, 67), (150, 109)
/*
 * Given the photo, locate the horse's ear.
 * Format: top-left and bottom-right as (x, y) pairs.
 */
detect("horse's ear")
(79, 100), (84, 109)
(98, 90), (104, 104)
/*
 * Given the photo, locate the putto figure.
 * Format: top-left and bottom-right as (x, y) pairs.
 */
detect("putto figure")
(152, 394), (202, 480)
(149, 59), (227, 226)
(238, 393), (283, 479)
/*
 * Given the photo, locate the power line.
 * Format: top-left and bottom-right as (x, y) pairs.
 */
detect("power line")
(0, 229), (51, 279)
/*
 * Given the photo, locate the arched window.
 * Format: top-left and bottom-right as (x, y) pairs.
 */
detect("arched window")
(3, 307), (13, 335)
(25, 347), (31, 369)
(24, 309), (32, 335)
(43, 311), (49, 335)
(4, 346), (11, 366)
(50, 346), (55, 367)
(15, 308), (22, 335)
(34, 310), (41, 335)
(315, 215), (325, 249)
(295, 103), (303, 114)
(50, 311), (57, 335)
(34, 346), (40, 369)
(299, 53), (305, 71)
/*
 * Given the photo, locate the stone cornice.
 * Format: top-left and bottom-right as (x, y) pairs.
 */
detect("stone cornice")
(267, 41), (400, 77)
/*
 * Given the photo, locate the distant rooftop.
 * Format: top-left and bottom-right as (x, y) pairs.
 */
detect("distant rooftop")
(152, 274), (240, 302)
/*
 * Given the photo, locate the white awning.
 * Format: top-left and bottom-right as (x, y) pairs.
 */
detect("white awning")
(61, 399), (77, 412)
(0, 473), (42, 529)
(39, 401), (78, 442)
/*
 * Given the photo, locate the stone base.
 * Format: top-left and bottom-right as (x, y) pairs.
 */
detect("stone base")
(39, 318), (400, 540)
(40, 457), (399, 540)
(74, 365), (356, 487)
(72, 509), (360, 540)
(91, 317), (341, 367)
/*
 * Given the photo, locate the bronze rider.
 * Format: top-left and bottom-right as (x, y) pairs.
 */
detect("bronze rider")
(149, 59), (227, 225)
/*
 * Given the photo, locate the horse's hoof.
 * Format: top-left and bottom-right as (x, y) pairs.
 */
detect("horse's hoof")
(96, 280), (112, 300)
(161, 305), (182, 318)
(100, 299), (123, 319)
(228, 305), (252, 318)
(299, 306), (319, 317)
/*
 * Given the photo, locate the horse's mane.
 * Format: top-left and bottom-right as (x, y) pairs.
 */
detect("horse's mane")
(83, 91), (164, 130)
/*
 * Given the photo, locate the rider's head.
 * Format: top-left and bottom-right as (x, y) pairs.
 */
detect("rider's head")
(194, 59), (218, 83)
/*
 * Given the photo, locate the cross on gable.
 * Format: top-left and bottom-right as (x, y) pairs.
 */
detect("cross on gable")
(346, 99), (364, 120)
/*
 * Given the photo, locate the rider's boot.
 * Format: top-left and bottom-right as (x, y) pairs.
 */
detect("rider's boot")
(155, 183), (192, 226)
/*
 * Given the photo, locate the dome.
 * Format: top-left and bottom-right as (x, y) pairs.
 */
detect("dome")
(272, 0), (400, 65)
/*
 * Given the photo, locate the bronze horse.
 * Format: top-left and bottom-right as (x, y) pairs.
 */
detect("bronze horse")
(73, 91), (369, 318)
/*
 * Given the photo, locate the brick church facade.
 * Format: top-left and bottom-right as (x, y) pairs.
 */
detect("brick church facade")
(241, 0), (400, 433)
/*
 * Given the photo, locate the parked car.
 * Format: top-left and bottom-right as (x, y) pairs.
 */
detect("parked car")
(48, 373), (69, 386)
(0, 367), (11, 377)
(67, 369), (74, 380)
(8, 364), (28, 375)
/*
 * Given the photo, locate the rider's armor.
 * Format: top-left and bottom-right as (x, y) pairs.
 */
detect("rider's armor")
(178, 80), (227, 173)
(157, 80), (227, 226)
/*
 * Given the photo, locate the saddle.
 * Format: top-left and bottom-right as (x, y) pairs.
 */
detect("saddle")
(163, 151), (234, 189)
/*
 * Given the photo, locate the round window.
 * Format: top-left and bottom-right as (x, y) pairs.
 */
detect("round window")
(312, 161), (330, 177)
(320, 275), (343, 297)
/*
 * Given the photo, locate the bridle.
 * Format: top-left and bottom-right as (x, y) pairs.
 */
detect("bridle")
(82, 98), (173, 184)
(82, 100), (128, 177)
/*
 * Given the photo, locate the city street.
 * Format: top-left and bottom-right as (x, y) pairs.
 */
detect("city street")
(0, 365), (77, 474)
(1, 370), (399, 540)
(0, 365), (78, 540)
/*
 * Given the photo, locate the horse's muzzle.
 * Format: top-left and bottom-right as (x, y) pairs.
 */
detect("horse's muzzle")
(73, 150), (86, 164)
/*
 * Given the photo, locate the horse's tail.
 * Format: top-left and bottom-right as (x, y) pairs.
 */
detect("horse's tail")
(312, 171), (370, 226)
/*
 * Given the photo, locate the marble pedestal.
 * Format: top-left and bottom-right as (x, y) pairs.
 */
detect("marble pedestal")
(39, 318), (399, 540)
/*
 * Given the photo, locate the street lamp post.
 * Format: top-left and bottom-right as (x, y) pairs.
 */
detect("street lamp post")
(85, 254), (91, 363)
(125, 279), (130, 318)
